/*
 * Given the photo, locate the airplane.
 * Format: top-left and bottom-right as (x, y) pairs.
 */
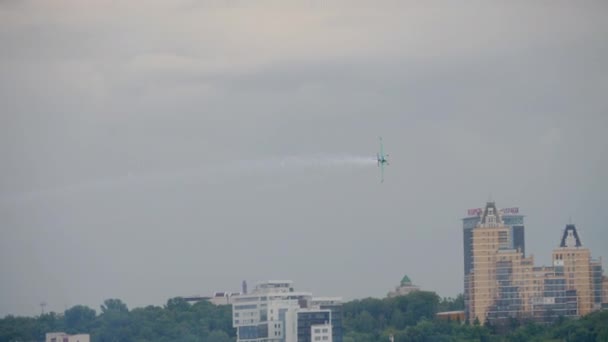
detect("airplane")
(377, 137), (389, 183)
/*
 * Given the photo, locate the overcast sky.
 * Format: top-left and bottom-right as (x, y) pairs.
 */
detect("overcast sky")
(1, 0), (607, 316)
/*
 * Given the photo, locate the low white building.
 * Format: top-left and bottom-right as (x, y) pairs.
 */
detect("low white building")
(209, 291), (239, 305)
(232, 280), (341, 342)
(46, 332), (90, 342)
(311, 323), (332, 341)
(182, 291), (241, 306)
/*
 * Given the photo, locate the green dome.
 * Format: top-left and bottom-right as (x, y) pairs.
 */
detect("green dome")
(400, 275), (412, 285)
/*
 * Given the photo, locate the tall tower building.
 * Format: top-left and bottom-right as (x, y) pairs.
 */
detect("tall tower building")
(463, 203), (525, 323)
(551, 224), (604, 316)
(464, 202), (605, 324)
(463, 206), (524, 276)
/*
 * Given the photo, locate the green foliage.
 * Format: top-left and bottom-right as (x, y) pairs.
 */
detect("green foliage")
(64, 305), (96, 334)
(343, 292), (608, 342)
(438, 294), (464, 312)
(0, 298), (236, 342)
(343, 290), (441, 338)
(207, 330), (232, 342)
(101, 299), (129, 314)
(1, 294), (607, 342)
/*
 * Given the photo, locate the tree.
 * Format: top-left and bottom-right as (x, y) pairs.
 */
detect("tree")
(165, 297), (190, 312)
(207, 330), (231, 342)
(96, 299), (132, 342)
(36, 312), (64, 341)
(355, 310), (375, 332)
(64, 305), (96, 334)
(3, 293), (607, 341)
(390, 309), (405, 330)
(438, 294), (464, 312)
(101, 299), (129, 314)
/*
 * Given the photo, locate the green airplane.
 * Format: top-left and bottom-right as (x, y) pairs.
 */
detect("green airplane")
(377, 137), (389, 183)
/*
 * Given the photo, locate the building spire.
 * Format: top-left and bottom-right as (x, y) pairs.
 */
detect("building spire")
(480, 201), (502, 226)
(560, 223), (582, 248)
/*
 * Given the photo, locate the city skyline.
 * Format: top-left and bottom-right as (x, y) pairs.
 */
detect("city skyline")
(1, 1), (607, 317)
(1, 202), (604, 317)
(464, 201), (605, 324)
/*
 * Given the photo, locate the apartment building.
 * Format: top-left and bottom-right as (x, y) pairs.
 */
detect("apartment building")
(232, 280), (342, 342)
(464, 202), (604, 324)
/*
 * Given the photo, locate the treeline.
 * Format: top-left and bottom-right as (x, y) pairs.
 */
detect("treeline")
(0, 298), (234, 342)
(342, 291), (462, 341)
(1, 292), (607, 342)
(342, 291), (608, 341)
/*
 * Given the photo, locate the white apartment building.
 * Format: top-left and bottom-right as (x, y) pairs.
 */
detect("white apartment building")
(232, 280), (340, 342)
(209, 291), (238, 305)
(311, 323), (332, 342)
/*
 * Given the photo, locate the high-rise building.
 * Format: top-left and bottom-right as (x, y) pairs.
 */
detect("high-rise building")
(464, 202), (533, 324)
(551, 225), (604, 316)
(463, 202), (605, 325)
(463, 205), (525, 277)
(232, 280), (342, 342)
(463, 203), (527, 323)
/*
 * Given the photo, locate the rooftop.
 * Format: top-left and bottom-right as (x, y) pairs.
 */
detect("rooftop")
(400, 275), (412, 285)
(559, 224), (582, 248)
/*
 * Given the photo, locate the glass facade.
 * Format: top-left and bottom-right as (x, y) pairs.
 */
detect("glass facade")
(511, 225), (525, 255)
(487, 260), (522, 321)
(463, 210), (525, 322)
(237, 324), (268, 340)
(465, 206), (605, 325)
(462, 215), (524, 274)
(592, 263), (603, 306)
(297, 311), (331, 342)
(233, 282), (343, 342)
(319, 304), (343, 342)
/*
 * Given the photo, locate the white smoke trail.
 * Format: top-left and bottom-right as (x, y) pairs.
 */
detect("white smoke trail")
(0, 155), (377, 204)
(238, 155), (377, 170)
(277, 155), (377, 168)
